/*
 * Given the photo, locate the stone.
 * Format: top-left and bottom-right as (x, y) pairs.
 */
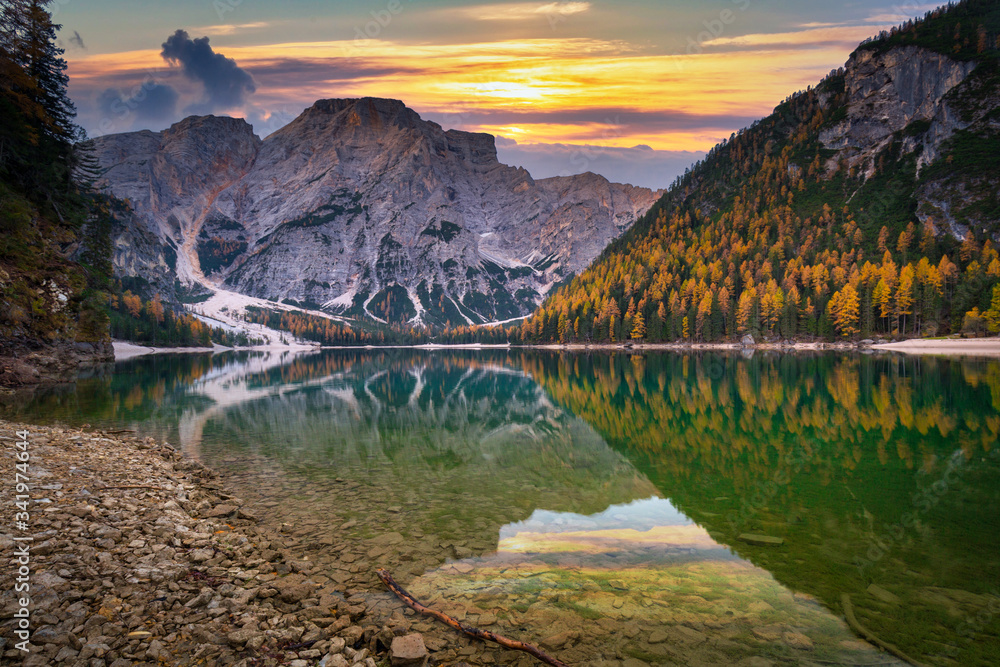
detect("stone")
(54, 646), (79, 661)
(280, 583), (314, 603)
(204, 504), (239, 518)
(648, 629), (668, 644)
(752, 626), (784, 642)
(341, 625), (365, 644)
(185, 588), (214, 608)
(737, 533), (784, 546)
(623, 659), (650, 667)
(390, 633), (428, 666)
(190, 548), (214, 562)
(783, 631), (814, 650)
(321, 654), (351, 667)
(741, 334), (755, 346)
(867, 583), (901, 604)
(540, 630), (577, 651)
(740, 659), (774, 667)
(227, 627), (264, 646)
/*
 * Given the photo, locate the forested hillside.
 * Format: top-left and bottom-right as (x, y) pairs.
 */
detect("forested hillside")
(0, 0), (115, 383)
(520, 0), (1000, 344)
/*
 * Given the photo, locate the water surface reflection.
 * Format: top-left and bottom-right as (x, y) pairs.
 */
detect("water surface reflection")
(4, 349), (998, 665)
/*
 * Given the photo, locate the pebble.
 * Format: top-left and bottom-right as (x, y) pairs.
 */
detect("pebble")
(0, 421), (391, 666)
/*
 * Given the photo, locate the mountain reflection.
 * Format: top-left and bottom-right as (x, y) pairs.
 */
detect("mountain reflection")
(524, 351), (1000, 666)
(4, 349), (998, 665)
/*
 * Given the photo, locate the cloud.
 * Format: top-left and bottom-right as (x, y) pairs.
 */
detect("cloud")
(864, 3), (941, 23)
(97, 82), (179, 124)
(496, 138), (702, 189)
(70, 31), (86, 50)
(702, 25), (883, 48)
(160, 29), (256, 112)
(68, 32), (847, 150)
(188, 22), (271, 37)
(460, 2), (591, 21)
(245, 107), (302, 137)
(431, 107), (759, 135)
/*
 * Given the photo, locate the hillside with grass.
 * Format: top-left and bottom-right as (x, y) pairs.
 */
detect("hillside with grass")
(520, 0), (1000, 344)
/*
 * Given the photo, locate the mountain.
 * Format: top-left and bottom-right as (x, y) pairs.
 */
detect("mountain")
(92, 98), (661, 329)
(521, 0), (1000, 344)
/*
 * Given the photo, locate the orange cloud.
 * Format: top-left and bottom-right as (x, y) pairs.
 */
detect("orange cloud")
(70, 35), (854, 151)
(703, 25), (887, 47)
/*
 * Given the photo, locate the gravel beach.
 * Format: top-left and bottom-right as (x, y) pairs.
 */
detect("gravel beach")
(0, 420), (427, 667)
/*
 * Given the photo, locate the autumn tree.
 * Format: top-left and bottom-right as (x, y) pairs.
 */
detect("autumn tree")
(829, 284), (860, 337)
(985, 285), (1000, 334)
(122, 290), (142, 318)
(631, 311), (646, 340)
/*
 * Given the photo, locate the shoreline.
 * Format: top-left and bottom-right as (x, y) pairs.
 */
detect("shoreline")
(0, 420), (402, 666)
(112, 340), (320, 361)
(110, 336), (1000, 362)
(526, 337), (1000, 356)
(871, 338), (1000, 357)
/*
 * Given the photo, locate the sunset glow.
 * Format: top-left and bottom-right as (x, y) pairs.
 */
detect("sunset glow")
(56, 0), (919, 185)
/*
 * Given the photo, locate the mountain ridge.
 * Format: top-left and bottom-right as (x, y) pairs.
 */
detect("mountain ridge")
(94, 97), (662, 330)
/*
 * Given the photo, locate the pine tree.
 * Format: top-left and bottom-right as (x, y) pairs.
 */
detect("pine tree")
(1, 0), (84, 216)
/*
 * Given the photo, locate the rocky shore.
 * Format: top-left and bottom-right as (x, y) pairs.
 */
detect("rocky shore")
(0, 342), (114, 388)
(0, 421), (430, 667)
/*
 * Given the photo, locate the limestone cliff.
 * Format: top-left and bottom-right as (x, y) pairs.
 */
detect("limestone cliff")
(818, 44), (997, 240)
(93, 99), (661, 327)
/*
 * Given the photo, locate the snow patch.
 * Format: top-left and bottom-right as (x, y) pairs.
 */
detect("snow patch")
(324, 287), (358, 310)
(362, 290), (388, 324)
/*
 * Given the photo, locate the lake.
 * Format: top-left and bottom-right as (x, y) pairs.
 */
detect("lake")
(4, 349), (999, 666)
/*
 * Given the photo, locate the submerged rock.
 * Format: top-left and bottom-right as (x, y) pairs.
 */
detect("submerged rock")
(738, 533), (784, 546)
(390, 633), (428, 666)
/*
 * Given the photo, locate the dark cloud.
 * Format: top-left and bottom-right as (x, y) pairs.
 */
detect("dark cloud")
(97, 82), (179, 125)
(247, 58), (415, 81)
(161, 29), (255, 111)
(70, 31), (85, 49)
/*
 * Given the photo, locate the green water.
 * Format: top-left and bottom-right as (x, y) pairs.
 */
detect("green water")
(4, 349), (999, 666)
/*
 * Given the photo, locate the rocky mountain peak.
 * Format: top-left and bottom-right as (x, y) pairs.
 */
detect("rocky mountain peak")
(276, 97), (428, 142)
(94, 97), (662, 329)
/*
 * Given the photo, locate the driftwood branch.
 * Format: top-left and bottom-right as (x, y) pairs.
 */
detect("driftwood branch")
(376, 568), (569, 667)
(841, 593), (928, 667)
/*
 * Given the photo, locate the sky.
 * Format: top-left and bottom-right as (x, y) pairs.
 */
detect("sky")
(54, 0), (938, 188)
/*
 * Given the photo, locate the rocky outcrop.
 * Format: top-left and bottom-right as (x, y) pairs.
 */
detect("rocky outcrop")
(93, 99), (661, 327)
(0, 341), (114, 387)
(819, 46), (977, 179)
(817, 45), (999, 240)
